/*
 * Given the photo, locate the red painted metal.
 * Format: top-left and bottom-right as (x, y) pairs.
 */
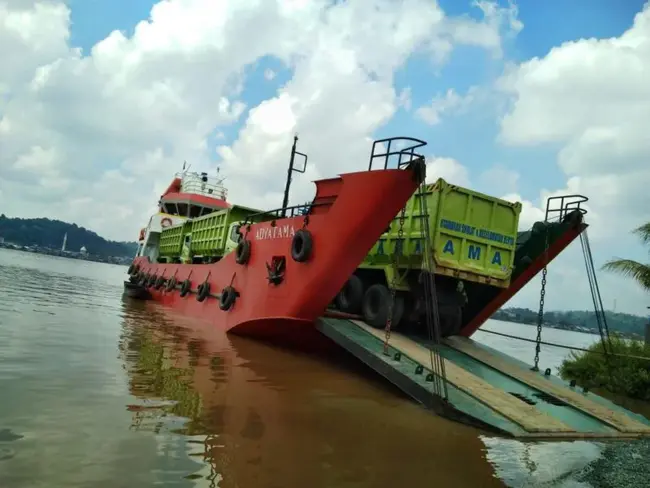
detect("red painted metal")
(132, 167), (422, 348)
(161, 192), (231, 210)
(460, 223), (588, 337)
(159, 176), (230, 210)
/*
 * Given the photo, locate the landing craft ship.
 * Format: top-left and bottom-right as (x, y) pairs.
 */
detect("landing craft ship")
(126, 136), (427, 348)
(125, 136), (650, 440)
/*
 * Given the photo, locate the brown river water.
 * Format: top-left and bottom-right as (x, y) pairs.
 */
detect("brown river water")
(0, 248), (648, 488)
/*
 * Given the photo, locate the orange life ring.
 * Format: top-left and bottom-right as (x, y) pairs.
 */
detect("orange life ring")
(161, 217), (173, 228)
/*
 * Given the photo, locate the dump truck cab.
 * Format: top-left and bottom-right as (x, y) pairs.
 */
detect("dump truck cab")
(224, 221), (244, 254)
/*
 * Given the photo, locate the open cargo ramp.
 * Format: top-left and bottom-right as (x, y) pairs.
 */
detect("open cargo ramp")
(316, 318), (650, 440)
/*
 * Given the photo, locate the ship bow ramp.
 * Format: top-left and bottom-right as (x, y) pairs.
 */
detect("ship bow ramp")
(316, 318), (650, 440)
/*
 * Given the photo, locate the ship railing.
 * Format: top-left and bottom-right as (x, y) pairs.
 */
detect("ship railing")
(368, 136), (427, 171)
(241, 202), (330, 226)
(544, 194), (589, 223)
(176, 172), (228, 200)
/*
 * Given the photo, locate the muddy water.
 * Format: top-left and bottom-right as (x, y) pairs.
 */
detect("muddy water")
(0, 249), (646, 487)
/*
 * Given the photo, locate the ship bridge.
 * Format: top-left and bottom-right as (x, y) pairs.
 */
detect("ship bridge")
(159, 171), (230, 218)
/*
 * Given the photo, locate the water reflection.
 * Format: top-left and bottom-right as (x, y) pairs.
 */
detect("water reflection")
(118, 299), (503, 488)
(5, 249), (649, 488)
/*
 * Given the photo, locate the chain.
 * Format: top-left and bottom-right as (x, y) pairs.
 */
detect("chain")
(383, 206), (407, 355)
(532, 230), (549, 372)
(302, 212), (310, 229)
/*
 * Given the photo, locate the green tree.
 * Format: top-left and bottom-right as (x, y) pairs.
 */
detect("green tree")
(602, 222), (650, 291)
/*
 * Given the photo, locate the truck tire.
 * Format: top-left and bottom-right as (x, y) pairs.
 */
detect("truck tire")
(335, 275), (364, 314)
(438, 304), (462, 337)
(362, 284), (405, 329)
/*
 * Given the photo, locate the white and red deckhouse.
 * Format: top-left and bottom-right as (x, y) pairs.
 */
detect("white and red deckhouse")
(136, 170), (230, 262)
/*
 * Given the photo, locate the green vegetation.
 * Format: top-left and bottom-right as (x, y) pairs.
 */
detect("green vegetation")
(559, 335), (650, 401)
(0, 214), (137, 258)
(492, 307), (648, 338)
(555, 222), (650, 401)
(602, 222), (650, 291)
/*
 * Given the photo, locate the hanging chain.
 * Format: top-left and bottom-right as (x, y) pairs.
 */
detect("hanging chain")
(383, 206), (407, 355)
(532, 229), (549, 372)
(302, 212), (310, 229)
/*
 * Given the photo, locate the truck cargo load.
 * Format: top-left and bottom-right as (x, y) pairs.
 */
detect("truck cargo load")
(364, 178), (522, 288)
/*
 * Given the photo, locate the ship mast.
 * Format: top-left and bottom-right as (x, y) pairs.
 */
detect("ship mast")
(280, 135), (308, 218)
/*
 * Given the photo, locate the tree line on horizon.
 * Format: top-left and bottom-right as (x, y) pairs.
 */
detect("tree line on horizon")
(492, 306), (648, 337)
(0, 214), (137, 258)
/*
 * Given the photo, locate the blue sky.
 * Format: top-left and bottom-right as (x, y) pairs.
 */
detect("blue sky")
(66, 0), (647, 206)
(3, 0), (648, 314)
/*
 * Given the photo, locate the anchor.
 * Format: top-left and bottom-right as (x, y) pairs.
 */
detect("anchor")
(266, 256), (286, 285)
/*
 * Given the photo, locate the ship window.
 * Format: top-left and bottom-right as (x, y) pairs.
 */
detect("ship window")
(189, 205), (204, 218)
(177, 203), (188, 217)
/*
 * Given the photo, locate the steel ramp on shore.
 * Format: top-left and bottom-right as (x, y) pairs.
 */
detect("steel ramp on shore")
(316, 317), (650, 440)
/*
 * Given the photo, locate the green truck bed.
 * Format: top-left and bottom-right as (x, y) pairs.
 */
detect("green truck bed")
(364, 178), (521, 288)
(158, 204), (263, 259)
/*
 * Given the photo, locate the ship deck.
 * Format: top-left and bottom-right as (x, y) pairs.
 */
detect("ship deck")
(316, 318), (650, 440)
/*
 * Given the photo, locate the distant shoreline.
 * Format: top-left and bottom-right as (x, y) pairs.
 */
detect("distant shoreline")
(487, 317), (602, 337)
(488, 309), (645, 340)
(0, 243), (130, 266)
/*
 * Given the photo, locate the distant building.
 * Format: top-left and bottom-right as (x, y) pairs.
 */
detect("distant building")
(62, 232), (67, 252)
(0, 236), (4, 244)
(80, 246), (87, 255)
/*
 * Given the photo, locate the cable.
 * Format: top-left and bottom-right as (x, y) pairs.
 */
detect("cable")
(476, 328), (650, 361)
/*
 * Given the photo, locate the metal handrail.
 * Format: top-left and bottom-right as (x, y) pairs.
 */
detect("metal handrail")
(242, 201), (332, 225)
(175, 172), (228, 200)
(368, 136), (427, 171)
(544, 194), (588, 222)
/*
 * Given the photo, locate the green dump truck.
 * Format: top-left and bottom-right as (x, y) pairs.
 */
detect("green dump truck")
(334, 178), (522, 336)
(157, 204), (264, 264)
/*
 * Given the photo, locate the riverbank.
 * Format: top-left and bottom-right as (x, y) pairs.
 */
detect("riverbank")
(559, 335), (650, 401)
(0, 243), (131, 266)
(492, 307), (648, 340)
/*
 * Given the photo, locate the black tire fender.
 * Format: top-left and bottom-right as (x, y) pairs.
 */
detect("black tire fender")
(235, 239), (251, 265)
(147, 274), (157, 288)
(180, 279), (191, 297)
(165, 276), (177, 292)
(197, 282), (211, 302)
(519, 255), (533, 268)
(335, 274), (364, 314)
(138, 273), (148, 286)
(291, 229), (313, 263)
(154, 276), (165, 289)
(219, 286), (237, 311)
(532, 221), (547, 235)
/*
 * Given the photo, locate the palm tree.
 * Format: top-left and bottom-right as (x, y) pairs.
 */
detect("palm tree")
(602, 222), (650, 291)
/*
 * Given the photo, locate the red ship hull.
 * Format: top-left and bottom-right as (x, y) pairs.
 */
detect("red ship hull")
(130, 166), (423, 349)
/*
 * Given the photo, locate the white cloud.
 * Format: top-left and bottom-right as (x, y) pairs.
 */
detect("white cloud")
(416, 87), (476, 125)
(0, 0), (521, 242)
(426, 156), (471, 187)
(396, 86), (412, 111)
(497, 3), (650, 243)
(495, 3), (650, 315)
(478, 164), (519, 196)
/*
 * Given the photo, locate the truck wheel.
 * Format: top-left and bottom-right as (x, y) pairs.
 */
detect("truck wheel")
(335, 275), (364, 314)
(362, 284), (404, 329)
(438, 304), (462, 337)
